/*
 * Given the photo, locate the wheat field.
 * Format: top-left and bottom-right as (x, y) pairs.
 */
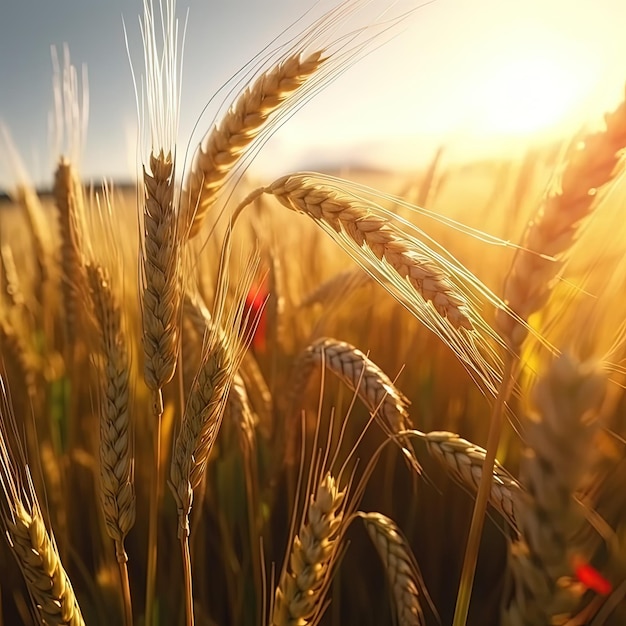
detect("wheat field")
(1, 1), (626, 625)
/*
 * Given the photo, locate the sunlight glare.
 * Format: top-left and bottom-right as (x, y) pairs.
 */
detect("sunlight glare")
(471, 53), (587, 137)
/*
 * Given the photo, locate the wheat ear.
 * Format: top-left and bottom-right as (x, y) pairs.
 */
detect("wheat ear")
(141, 150), (181, 394)
(0, 317), (37, 400)
(182, 51), (325, 239)
(502, 354), (606, 625)
(271, 472), (346, 626)
(357, 512), (426, 626)
(291, 337), (420, 471)
(54, 158), (86, 355)
(266, 175), (473, 330)
(497, 93), (626, 350)
(86, 264), (135, 548)
(0, 245), (25, 311)
(0, 379), (85, 626)
(169, 330), (234, 532)
(416, 430), (520, 530)
(184, 290), (272, 430)
(86, 263), (135, 543)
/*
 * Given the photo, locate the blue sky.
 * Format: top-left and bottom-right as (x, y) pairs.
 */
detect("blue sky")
(1, 0), (626, 190)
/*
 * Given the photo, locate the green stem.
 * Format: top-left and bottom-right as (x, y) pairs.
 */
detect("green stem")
(180, 527), (195, 626)
(452, 356), (515, 626)
(115, 540), (133, 626)
(145, 389), (163, 626)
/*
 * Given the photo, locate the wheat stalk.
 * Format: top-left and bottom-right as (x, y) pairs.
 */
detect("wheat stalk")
(357, 511), (426, 626)
(134, 1), (185, 620)
(54, 158), (86, 355)
(86, 263), (135, 548)
(181, 51), (325, 239)
(291, 337), (421, 473)
(497, 93), (626, 350)
(417, 430), (520, 530)
(266, 174), (473, 330)
(502, 353), (607, 625)
(271, 472), (346, 626)
(0, 378), (85, 626)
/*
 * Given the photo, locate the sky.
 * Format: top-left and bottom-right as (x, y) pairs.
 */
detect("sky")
(1, 0), (626, 190)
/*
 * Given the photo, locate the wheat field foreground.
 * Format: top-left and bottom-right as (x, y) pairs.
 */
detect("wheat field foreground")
(1, 1), (626, 625)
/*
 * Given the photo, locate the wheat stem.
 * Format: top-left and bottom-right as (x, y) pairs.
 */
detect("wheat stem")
(453, 356), (515, 626)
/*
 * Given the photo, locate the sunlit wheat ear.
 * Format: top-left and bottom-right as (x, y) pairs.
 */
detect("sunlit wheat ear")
(291, 337), (420, 472)
(409, 430), (521, 531)
(0, 245), (25, 311)
(257, 173), (504, 396)
(182, 50), (325, 239)
(184, 290), (273, 430)
(267, 174), (472, 329)
(169, 257), (256, 537)
(50, 46), (89, 357)
(496, 92), (626, 351)
(85, 262), (135, 551)
(0, 379), (85, 626)
(131, 2), (185, 621)
(271, 471), (347, 626)
(169, 321), (234, 534)
(357, 512), (428, 626)
(141, 150), (182, 392)
(129, 0), (185, 395)
(502, 354), (607, 625)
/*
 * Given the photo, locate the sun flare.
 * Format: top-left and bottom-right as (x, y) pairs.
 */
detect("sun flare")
(471, 52), (586, 137)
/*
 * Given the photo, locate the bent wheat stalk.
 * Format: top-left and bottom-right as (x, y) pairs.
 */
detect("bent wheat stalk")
(266, 174), (473, 330)
(412, 430), (521, 531)
(182, 51), (325, 238)
(291, 337), (420, 472)
(0, 378), (85, 626)
(357, 511), (426, 626)
(497, 92), (626, 350)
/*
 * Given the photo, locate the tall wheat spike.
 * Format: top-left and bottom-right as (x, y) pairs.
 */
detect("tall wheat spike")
(497, 92), (626, 350)
(271, 472), (347, 626)
(502, 354), (606, 624)
(54, 158), (87, 354)
(86, 263), (135, 550)
(134, 1), (184, 621)
(182, 51), (325, 239)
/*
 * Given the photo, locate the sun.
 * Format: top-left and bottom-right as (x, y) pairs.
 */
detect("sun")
(470, 52), (586, 137)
